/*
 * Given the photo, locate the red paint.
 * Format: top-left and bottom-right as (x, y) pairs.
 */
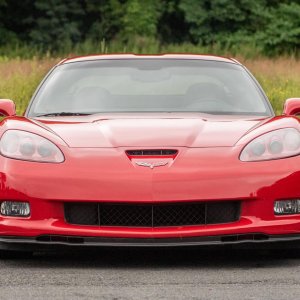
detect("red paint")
(0, 54), (300, 246)
(0, 99), (16, 116)
(283, 98), (300, 116)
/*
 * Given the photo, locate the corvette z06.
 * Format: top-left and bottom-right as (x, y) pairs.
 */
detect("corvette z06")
(0, 54), (300, 255)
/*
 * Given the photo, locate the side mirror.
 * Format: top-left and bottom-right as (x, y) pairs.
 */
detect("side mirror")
(283, 98), (300, 116)
(0, 99), (16, 117)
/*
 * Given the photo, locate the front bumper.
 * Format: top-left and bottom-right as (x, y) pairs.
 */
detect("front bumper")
(1, 146), (300, 247)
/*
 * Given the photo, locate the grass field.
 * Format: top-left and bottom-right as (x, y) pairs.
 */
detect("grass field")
(0, 56), (299, 115)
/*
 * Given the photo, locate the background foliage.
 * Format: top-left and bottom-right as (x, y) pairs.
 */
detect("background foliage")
(0, 0), (299, 57)
(0, 0), (299, 116)
(1, 56), (300, 116)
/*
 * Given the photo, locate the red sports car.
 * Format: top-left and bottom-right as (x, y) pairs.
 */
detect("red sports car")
(1, 54), (300, 255)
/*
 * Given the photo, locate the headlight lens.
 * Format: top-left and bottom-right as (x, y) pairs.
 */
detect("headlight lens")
(240, 128), (300, 161)
(0, 130), (64, 163)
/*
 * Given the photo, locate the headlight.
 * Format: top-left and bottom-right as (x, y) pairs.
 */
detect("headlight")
(0, 130), (64, 163)
(240, 128), (300, 162)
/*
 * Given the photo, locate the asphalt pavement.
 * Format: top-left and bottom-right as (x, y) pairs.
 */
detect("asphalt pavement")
(1, 247), (300, 300)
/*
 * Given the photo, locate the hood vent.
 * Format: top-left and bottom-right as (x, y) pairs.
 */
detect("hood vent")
(126, 149), (178, 157)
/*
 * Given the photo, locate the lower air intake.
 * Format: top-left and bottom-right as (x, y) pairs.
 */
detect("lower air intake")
(65, 201), (240, 227)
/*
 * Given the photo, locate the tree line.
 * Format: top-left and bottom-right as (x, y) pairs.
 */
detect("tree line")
(0, 0), (299, 56)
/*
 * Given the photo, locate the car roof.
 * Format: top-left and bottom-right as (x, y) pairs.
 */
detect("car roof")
(58, 54), (239, 65)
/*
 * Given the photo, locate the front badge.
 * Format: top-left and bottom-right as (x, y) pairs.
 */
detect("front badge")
(135, 161), (168, 169)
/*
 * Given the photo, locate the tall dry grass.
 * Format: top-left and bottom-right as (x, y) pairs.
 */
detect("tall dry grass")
(0, 56), (299, 115)
(241, 57), (300, 113)
(0, 58), (58, 114)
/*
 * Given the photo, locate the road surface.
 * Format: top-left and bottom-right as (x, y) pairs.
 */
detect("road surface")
(0, 247), (300, 299)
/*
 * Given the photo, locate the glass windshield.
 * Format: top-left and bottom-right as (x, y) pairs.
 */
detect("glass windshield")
(28, 59), (272, 117)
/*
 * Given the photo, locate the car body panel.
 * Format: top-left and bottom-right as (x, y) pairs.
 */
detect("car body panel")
(1, 127), (300, 239)
(59, 54), (237, 65)
(36, 115), (267, 148)
(1, 54), (300, 249)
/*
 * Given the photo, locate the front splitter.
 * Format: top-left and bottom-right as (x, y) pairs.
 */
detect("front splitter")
(1, 233), (300, 251)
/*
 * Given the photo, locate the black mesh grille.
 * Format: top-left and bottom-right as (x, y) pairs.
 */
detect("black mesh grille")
(65, 201), (240, 227)
(101, 204), (152, 227)
(153, 203), (206, 227)
(64, 203), (98, 225)
(126, 149), (177, 156)
(206, 202), (240, 224)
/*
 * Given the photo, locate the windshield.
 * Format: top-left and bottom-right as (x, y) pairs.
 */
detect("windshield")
(28, 59), (272, 117)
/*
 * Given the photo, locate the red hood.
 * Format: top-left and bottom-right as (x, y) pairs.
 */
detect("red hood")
(35, 113), (268, 148)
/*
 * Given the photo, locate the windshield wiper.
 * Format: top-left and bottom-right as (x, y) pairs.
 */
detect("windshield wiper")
(35, 112), (92, 117)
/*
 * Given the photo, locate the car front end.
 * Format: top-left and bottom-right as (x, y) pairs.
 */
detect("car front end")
(1, 54), (300, 251)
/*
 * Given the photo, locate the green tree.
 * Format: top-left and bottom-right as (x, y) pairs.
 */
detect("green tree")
(0, 0), (299, 56)
(85, 0), (124, 41)
(157, 0), (189, 44)
(179, 0), (270, 45)
(0, 0), (35, 44)
(261, 2), (300, 55)
(120, 0), (161, 40)
(29, 0), (85, 51)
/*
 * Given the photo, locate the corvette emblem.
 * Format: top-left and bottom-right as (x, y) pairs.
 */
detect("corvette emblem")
(135, 161), (168, 169)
